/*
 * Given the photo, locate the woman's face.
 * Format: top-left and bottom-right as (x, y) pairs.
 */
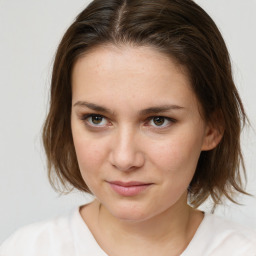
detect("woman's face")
(71, 45), (215, 222)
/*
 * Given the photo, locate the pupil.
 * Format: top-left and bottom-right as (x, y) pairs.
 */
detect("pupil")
(153, 117), (164, 126)
(92, 116), (102, 124)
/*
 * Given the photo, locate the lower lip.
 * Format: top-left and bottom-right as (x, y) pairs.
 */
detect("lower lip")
(109, 183), (152, 197)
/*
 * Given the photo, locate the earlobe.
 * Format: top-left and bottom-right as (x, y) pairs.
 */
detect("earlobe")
(201, 124), (224, 151)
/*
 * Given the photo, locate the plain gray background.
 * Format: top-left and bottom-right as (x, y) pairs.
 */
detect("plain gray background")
(0, 0), (256, 244)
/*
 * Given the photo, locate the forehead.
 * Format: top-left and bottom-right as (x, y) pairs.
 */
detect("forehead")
(73, 44), (187, 81)
(71, 45), (200, 114)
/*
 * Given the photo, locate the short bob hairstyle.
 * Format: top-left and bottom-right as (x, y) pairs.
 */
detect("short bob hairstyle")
(43, 0), (247, 208)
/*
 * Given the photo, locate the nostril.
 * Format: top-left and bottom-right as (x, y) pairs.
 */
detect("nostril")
(109, 150), (145, 172)
(109, 129), (145, 171)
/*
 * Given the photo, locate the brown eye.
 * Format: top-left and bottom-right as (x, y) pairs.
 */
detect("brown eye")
(84, 114), (108, 126)
(153, 116), (165, 126)
(147, 116), (174, 128)
(91, 115), (103, 124)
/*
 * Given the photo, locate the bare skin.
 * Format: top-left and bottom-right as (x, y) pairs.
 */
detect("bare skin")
(80, 198), (203, 256)
(71, 45), (222, 256)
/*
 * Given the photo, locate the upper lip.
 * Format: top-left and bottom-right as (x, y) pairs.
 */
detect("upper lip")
(108, 181), (152, 187)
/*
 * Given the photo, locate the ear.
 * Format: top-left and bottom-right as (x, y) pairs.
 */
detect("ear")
(201, 122), (224, 151)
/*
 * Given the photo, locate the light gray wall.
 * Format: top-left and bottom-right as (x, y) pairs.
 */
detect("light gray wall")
(1, 0), (255, 244)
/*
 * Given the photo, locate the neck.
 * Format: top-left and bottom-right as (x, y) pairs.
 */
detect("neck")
(91, 194), (203, 255)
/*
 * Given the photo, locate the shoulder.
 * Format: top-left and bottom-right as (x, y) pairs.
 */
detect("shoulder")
(209, 214), (256, 255)
(206, 214), (256, 242)
(0, 211), (75, 256)
(185, 213), (256, 256)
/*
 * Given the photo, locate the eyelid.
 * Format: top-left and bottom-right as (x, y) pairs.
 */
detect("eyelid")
(80, 113), (111, 128)
(145, 116), (176, 128)
(80, 113), (104, 120)
(78, 113), (176, 129)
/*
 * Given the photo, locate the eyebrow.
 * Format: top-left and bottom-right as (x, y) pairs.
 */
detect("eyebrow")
(73, 101), (113, 115)
(139, 105), (184, 115)
(73, 101), (184, 116)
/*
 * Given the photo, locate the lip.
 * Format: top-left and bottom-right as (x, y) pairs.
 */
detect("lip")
(107, 181), (153, 197)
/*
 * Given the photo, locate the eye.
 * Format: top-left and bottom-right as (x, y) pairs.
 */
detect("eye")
(147, 116), (174, 128)
(152, 117), (165, 126)
(82, 114), (108, 127)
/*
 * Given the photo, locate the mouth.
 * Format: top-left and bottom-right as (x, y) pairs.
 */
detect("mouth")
(107, 181), (153, 197)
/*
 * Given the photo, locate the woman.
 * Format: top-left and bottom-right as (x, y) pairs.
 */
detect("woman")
(1, 0), (256, 255)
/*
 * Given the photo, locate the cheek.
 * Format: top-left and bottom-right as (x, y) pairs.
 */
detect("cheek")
(73, 136), (106, 174)
(153, 138), (199, 164)
(73, 137), (107, 195)
(149, 132), (203, 178)
(148, 135), (203, 206)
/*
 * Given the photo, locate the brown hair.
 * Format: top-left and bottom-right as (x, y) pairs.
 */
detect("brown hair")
(43, 0), (248, 208)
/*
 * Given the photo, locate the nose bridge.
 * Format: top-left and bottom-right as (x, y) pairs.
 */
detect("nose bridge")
(110, 124), (144, 171)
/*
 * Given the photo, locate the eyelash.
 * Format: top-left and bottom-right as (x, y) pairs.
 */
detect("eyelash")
(145, 116), (175, 128)
(80, 114), (176, 129)
(80, 114), (110, 127)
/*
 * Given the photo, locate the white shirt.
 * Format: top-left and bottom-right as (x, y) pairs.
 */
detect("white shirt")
(1, 207), (256, 256)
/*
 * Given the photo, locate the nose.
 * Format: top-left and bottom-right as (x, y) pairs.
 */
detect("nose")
(109, 126), (145, 171)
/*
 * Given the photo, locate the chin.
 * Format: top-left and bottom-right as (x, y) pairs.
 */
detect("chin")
(104, 200), (157, 223)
